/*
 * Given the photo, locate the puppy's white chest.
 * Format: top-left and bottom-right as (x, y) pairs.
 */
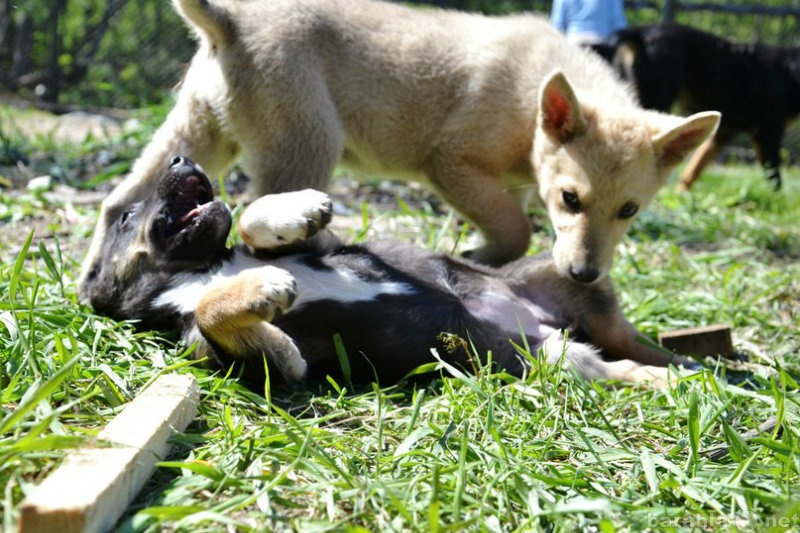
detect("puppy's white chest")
(271, 257), (414, 309)
(154, 254), (415, 316)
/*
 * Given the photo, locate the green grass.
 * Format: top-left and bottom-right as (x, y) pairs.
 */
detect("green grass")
(2, 146), (800, 531)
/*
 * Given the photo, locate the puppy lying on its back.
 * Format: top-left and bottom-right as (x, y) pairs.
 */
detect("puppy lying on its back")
(85, 157), (696, 387)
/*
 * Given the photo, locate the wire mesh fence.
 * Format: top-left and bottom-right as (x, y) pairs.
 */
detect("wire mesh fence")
(0, 0), (196, 109)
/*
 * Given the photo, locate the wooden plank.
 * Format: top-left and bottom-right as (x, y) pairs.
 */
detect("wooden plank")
(18, 373), (199, 533)
(658, 324), (733, 357)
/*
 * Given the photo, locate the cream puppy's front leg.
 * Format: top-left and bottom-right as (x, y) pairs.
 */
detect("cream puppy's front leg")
(238, 189), (333, 251)
(195, 266), (307, 381)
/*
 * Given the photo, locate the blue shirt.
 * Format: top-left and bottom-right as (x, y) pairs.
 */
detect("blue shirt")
(550, 0), (627, 43)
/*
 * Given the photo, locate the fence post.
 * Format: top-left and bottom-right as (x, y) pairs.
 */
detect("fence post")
(663, 0), (677, 22)
(45, 0), (67, 102)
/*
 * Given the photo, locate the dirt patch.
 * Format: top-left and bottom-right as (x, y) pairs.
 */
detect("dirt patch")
(0, 97), (125, 266)
(4, 109), (122, 146)
(0, 92), (125, 144)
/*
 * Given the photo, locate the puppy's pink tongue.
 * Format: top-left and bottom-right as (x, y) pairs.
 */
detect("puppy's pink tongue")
(178, 209), (199, 224)
(178, 203), (208, 224)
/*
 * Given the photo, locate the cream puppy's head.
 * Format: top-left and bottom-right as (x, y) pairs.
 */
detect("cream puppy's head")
(532, 70), (720, 283)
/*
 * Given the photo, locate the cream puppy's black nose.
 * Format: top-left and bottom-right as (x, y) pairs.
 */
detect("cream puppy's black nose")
(569, 264), (599, 284)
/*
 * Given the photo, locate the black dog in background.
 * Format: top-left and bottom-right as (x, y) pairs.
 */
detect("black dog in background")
(611, 23), (800, 191)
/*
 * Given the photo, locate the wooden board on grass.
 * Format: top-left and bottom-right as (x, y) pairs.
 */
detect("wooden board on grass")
(18, 373), (199, 533)
(658, 324), (733, 357)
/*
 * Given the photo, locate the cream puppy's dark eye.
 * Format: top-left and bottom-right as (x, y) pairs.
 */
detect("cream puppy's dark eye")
(562, 191), (581, 213)
(617, 202), (639, 219)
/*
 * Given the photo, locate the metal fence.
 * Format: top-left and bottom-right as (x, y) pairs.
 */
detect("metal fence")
(0, 0), (197, 109)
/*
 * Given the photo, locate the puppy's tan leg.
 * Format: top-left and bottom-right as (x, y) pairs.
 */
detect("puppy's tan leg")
(508, 261), (694, 371)
(195, 266), (307, 381)
(677, 134), (719, 191)
(581, 298), (695, 369)
(429, 163), (530, 266)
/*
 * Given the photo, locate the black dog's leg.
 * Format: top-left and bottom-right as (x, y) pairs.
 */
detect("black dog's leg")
(753, 126), (784, 191)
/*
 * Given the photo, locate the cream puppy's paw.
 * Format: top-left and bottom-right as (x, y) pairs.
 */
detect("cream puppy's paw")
(239, 189), (333, 250)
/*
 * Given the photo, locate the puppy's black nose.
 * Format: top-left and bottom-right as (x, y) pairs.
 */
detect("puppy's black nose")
(569, 265), (599, 283)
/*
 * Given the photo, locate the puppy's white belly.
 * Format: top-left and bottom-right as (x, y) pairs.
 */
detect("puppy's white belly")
(272, 257), (414, 310)
(154, 255), (415, 315)
(152, 258), (290, 314)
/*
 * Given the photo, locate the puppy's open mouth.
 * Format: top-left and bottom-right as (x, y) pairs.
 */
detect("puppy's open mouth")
(153, 157), (231, 262)
(166, 173), (215, 237)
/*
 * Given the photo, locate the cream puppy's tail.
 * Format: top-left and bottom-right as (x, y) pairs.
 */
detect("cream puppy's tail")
(172, 0), (233, 45)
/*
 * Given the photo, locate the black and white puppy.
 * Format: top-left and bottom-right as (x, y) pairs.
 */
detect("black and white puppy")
(81, 157), (695, 387)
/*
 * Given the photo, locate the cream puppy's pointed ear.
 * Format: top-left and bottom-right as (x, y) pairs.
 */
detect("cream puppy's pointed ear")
(653, 111), (721, 168)
(539, 70), (587, 144)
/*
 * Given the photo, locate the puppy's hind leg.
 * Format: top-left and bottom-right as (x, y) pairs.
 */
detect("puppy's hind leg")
(577, 291), (697, 371)
(195, 266), (307, 381)
(542, 334), (677, 389)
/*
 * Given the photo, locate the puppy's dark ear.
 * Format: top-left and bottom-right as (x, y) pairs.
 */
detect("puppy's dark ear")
(539, 70), (587, 144)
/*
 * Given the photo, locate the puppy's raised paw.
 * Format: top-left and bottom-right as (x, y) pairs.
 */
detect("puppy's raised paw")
(247, 265), (298, 322)
(239, 189), (333, 250)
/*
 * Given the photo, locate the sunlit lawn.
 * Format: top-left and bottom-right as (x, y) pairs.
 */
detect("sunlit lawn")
(1, 108), (799, 531)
